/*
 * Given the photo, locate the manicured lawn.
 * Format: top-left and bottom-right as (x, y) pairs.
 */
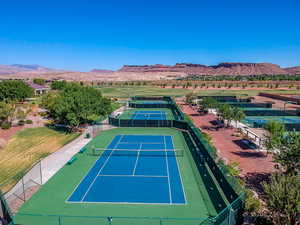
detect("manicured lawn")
(0, 127), (79, 193)
(98, 86), (300, 98)
(98, 86), (191, 97)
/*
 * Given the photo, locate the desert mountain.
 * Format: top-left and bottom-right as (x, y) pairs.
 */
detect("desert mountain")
(0, 62), (299, 81)
(284, 66), (300, 75)
(119, 63), (296, 75)
(90, 69), (114, 73)
(0, 64), (60, 75)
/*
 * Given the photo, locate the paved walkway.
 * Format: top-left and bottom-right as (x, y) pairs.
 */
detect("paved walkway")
(177, 102), (275, 176)
(40, 132), (91, 183)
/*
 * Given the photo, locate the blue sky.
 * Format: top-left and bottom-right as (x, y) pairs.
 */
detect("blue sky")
(0, 0), (300, 71)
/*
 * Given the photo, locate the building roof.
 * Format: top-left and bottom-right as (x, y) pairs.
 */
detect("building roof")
(26, 81), (49, 90)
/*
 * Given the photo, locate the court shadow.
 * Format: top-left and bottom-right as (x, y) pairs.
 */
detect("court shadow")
(231, 151), (267, 158)
(233, 139), (256, 150)
(189, 113), (200, 117)
(210, 120), (220, 126)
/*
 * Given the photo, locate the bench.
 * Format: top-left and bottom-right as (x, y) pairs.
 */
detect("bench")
(67, 156), (77, 165)
(79, 147), (87, 153)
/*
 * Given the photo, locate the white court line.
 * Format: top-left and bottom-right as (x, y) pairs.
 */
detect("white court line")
(66, 134), (121, 203)
(97, 174), (168, 178)
(68, 200), (186, 205)
(118, 142), (164, 145)
(132, 143), (142, 175)
(80, 135), (124, 201)
(170, 135), (187, 204)
(164, 135), (172, 204)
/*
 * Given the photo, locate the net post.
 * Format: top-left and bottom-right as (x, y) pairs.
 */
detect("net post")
(92, 146), (95, 156)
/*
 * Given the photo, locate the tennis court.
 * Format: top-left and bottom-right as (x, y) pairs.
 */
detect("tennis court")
(15, 128), (215, 225)
(243, 116), (300, 126)
(130, 100), (168, 104)
(119, 108), (174, 120)
(131, 110), (167, 120)
(68, 134), (186, 204)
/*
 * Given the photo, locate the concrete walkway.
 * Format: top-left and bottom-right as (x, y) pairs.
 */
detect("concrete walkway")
(40, 133), (91, 183)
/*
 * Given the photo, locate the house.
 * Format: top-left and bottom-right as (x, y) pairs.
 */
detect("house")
(26, 81), (50, 95)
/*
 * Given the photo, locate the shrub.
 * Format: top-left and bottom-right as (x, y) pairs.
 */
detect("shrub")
(33, 78), (46, 85)
(1, 122), (11, 129)
(18, 120), (25, 126)
(25, 119), (33, 124)
(245, 190), (261, 214)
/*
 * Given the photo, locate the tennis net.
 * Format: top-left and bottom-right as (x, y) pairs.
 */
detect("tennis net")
(91, 147), (184, 157)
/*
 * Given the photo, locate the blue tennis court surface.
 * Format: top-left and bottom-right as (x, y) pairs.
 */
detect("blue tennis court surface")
(131, 110), (167, 120)
(68, 135), (186, 204)
(245, 117), (300, 125)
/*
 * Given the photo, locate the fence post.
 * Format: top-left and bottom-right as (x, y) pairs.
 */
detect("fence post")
(58, 216), (62, 225)
(21, 177), (26, 202)
(39, 160), (43, 185)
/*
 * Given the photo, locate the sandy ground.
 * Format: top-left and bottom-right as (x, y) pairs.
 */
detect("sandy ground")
(177, 102), (276, 195)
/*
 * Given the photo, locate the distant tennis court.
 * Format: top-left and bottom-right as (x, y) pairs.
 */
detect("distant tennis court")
(131, 110), (167, 120)
(130, 100), (168, 104)
(119, 108), (174, 120)
(244, 116), (300, 126)
(68, 134), (186, 204)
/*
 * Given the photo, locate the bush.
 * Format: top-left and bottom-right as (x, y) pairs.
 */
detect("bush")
(18, 120), (25, 126)
(1, 122), (11, 129)
(25, 119), (33, 124)
(245, 190), (261, 214)
(33, 78), (45, 85)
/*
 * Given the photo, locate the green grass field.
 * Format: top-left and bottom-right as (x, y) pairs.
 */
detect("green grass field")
(119, 108), (175, 120)
(15, 128), (217, 225)
(0, 127), (79, 193)
(99, 86), (300, 98)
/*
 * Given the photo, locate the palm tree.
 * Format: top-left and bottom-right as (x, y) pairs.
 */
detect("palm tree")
(232, 107), (245, 128)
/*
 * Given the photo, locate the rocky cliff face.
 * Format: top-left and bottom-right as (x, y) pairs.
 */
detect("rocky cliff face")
(119, 63), (298, 75)
(284, 66), (300, 75)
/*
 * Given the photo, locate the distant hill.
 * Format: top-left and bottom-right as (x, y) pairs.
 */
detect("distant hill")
(119, 62), (300, 75)
(0, 64), (61, 75)
(0, 62), (299, 81)
(90, 69), (114, 73)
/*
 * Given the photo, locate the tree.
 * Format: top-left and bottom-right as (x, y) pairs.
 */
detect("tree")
(262, 173), (300, 225)
(0, 80), (34, 102)
(264, 121), (300, 174)
(199, 97), (219, 112)
(0, 102), (14, 124)
(273, 131), (300, 174)
(33, 78), (46, 85)
(50, 80), (68, 90)
(264, 121), (285, 153)
(42, 84), (112, 129)
(232, 107), (245, 127)
(185, 92), (197, 104)
(217, 103), (234, 127)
